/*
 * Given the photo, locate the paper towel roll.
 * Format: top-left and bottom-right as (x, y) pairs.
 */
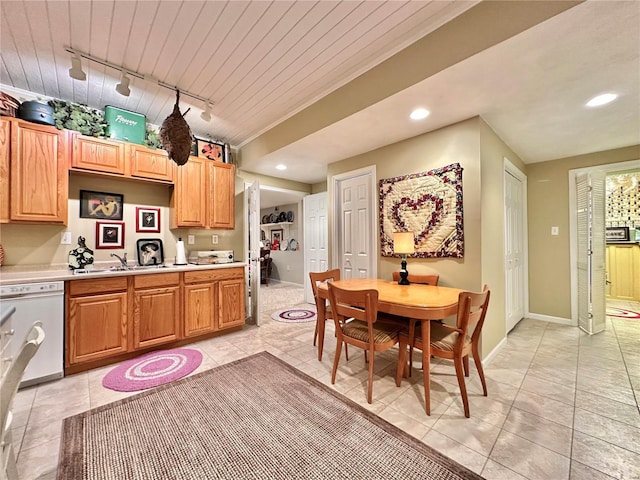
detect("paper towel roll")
(175, 238), (188, 265)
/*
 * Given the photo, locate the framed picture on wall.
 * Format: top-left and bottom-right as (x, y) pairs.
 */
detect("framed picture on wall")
(80, 190), (123, 220)
(271, 229), (283, 246)
(96, 222), (125, 249)
(136, 207), (161, 233)
(196, 138), (225, 162)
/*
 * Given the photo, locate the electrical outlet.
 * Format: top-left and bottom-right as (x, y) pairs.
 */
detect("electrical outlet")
(211, 235), (219, 245)
(61, 232), (72, 245)
(187, 235), (195, 245)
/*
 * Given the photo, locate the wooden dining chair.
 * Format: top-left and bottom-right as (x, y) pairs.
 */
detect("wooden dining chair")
(396, 286), (490, 418)
(309, 269), (344, 361)
(2, 322), (45, 480)
(391, 272), (439, 375)
(327, 283), (404, 404)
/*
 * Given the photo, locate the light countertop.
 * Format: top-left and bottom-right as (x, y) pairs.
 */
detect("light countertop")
(0, 262), (247, 286)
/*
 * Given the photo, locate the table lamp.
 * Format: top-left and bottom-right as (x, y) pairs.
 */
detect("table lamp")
(394, 232), (415, 285)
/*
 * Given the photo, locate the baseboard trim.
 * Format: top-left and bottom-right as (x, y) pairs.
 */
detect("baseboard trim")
(482, 337), (507, 366)
(526, 312), (574, 326)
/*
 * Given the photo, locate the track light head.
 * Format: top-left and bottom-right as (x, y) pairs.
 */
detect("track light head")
(68, 53), (86, 81)
(200, 101), (212, 122)
(115, 71), (131, 97)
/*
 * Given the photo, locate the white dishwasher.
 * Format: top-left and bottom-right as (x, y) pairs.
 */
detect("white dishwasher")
(0, 281), (64, 387)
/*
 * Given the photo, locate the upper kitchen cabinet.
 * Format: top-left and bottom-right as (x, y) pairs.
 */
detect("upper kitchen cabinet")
(128, 144), (174, 182)
(171, 157), (235, 230)
(0, 118), (10, 223)
(209, 162), (235, 229)
(171, 155), (207, 228)
(8, 118), (68, 224)
(70, 133), (125, 175)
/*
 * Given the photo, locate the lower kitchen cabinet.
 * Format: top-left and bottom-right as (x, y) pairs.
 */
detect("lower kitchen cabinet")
(133, 273), (181, 349)
(67, 277), (128, 365)
(66, 267), (245, 373)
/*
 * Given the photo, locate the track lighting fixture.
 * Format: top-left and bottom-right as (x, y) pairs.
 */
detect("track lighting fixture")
(65, 47), (213, 106)
(115, 71), (131, 97)
(68, 52), (86, 81)
(200, 102), (212, 122)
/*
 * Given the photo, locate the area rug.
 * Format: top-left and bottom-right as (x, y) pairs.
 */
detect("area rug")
(102, 348), (202, 392)
(59, 352), (482, 480)
(270, 305), (317, 323)
(606, 307), (640, 319)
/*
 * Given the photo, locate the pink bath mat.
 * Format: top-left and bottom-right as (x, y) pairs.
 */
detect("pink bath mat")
(102, 348), (203, 392)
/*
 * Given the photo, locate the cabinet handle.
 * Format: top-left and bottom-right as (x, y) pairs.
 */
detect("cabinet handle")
(3, 329), (15, 336)
(3, 357), (13, 363)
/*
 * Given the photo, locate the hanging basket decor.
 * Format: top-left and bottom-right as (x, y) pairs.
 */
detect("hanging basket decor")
(160, 90), (193, 166)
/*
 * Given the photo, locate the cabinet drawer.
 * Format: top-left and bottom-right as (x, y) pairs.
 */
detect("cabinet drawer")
(184, 267), (244, 284)
(72, 135), (125, 174)
(69, 276), (128, 296)
(134, 272), (180, 289)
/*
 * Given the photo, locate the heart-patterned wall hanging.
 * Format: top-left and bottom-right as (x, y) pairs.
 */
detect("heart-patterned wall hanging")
(379, 163), (464, 258)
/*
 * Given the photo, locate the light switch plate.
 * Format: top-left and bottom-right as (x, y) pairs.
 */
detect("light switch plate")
(61, 232), (72, 244)
(211, 235), (219, 245)
(551, 226), (559, 236)
(187, 235), (195, 245)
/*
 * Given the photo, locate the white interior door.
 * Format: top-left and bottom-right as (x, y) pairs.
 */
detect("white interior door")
(504, 168), (525, 332)
(334, 168), (376, 280)
(576, 172), (606, 334)
(303, 192), (328, 303)
(247, 180), (261, 325)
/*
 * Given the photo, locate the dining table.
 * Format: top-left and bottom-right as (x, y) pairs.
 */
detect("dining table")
(316, 278), (462, 415)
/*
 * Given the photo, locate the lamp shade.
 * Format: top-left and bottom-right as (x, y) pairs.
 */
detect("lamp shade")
(393, 232), (415, 254)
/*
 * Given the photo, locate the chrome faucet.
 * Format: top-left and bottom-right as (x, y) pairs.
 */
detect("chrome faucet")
(110, 252), (128, 269)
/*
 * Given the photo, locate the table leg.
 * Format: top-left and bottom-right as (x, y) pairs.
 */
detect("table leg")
(317, 299), (326, 361)
(421, 319), (431, 415)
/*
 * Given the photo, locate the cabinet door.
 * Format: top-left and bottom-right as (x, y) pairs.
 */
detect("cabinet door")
(71, 134), (125, 174)
(218, 277), (245, 330)
(10, 120), (68, 223)
(609, 245), (636, 300)
(133, 286), (181, 349)
(209, 162), (235, 229)
(183, 282), (216, 337)
(0, 118), (9, 223)
(67, 292), (128, 364)
(129, 144), (174, 182)
(171, 156), (207, 228)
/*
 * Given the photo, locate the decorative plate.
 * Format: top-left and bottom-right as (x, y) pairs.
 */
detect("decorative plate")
(289, 238), (298, 251)
(278, 212), (287, 222)
(287, 211), (294, 222)
(280, 240), (288, 251)
(269, 213), (277, 223)
(262, 215), (268, 224)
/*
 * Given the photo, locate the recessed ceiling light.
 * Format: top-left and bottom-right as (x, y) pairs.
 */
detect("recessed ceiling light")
(276, 164), (287, 171)
(586, 93), (618, 107)
(410, 108), (430, 120)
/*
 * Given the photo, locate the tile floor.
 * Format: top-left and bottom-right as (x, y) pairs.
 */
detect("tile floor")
(10, 284), (640, 479)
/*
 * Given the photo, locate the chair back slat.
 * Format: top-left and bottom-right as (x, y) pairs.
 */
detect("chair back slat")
(309, 269), (341, 298)
(456, 285), (490, 344)
(391, 272), (439, 285)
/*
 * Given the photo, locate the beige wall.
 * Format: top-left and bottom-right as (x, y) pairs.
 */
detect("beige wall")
(527, 145), (640, 319)
(479, 119), (527, 353)
(327, 117), (511, 357)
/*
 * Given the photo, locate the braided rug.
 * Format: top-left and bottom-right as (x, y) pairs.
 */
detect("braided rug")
(58, 352), (482, 480)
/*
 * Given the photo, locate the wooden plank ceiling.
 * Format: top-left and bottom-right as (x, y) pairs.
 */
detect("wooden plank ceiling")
(0, 0), (476, 146)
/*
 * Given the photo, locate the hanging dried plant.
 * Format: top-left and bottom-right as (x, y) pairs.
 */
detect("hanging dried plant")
(160, 90), (193, 166)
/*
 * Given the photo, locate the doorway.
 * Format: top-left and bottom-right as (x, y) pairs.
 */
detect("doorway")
(569, 158), (640, 329)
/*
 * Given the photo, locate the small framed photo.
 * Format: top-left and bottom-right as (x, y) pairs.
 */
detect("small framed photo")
(136, 238), (164, 266)
(80, 190), (123, 220)
(271, 229), (283, 245)
(136, 207), (161, 233)
(96, 221), (125, 249)
(196, 138), (225, 162)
